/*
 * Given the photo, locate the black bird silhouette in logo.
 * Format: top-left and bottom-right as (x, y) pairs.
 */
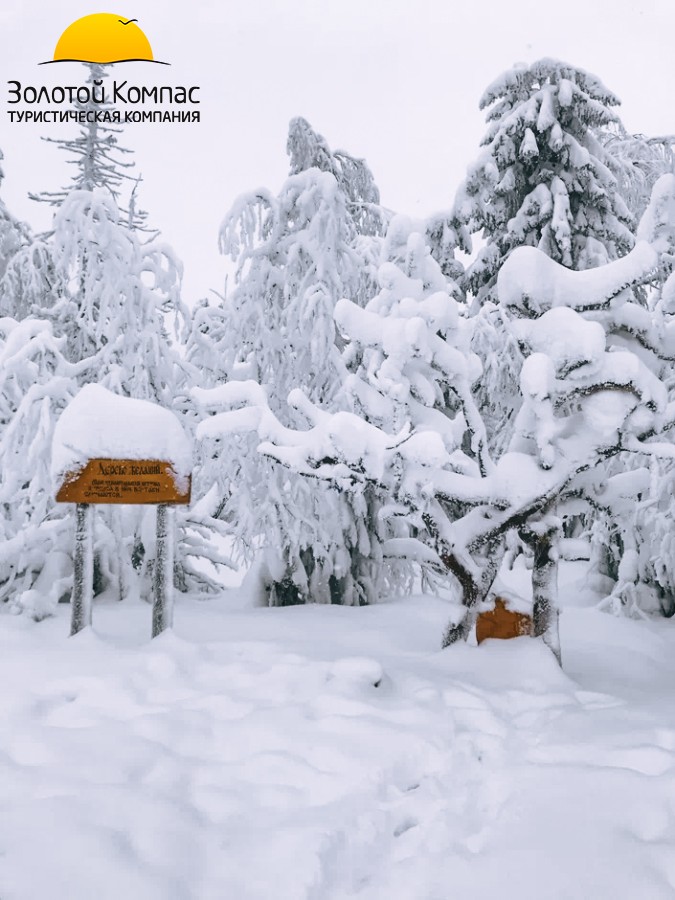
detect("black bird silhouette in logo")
(118, 18), (138, 25)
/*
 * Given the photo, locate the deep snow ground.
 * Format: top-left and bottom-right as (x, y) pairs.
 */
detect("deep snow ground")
(2, 566), (675, 899)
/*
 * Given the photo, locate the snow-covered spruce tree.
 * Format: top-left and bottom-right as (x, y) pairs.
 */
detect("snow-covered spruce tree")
(566, 131), (674, 583)
(287, 117), (390, 312)
(286, 118), (384, 351)
(0, 188), (224, 614)
(3, 64), (154, 321)
(328, 213), (482, 582)
(28, 189), (185, 389)
(3, 63), (228, 612)
(196, 179), (675, 658)
(29, 64), (152, 233)
(453, 60), (637, 460)
(287, 117), (389, 239)
(454, 58), (635, 305)
(499, 174), (675, 623)
(52, 189), (230, 599)
(0, 317), (82, 618)
(189, 117), (390, 391)
(191, 165), (392, 606)
(339, 214), (476, 450)
(0, 148), (28, 284)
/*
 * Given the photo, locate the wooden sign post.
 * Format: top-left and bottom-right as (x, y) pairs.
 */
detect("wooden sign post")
(56, 458), (191, 638)
(72, 503), (94, 635)
(152, 503), (175, 638)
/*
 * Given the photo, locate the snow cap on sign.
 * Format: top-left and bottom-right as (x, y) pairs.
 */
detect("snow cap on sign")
(487, 572), (533, 615)
(51, 384), (193, 481)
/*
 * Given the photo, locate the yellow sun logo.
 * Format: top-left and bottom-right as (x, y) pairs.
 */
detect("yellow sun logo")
(42, 13), (168, 65)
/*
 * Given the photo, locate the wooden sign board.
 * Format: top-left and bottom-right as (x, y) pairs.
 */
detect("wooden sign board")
(56, 459), (191, 505)
(476, 598), (532, 644)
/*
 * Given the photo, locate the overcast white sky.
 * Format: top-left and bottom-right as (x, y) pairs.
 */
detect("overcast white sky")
(1, 0), (673, 302)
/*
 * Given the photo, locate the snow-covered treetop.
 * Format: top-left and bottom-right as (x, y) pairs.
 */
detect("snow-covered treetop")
(30, 64), (153, 233)
(218, 168), (360, 415)
(287, 117), (387, 237)
(1, 187), (187, 409)
(287, 117), (337, 176)
(454, 58), (635, 305)
(51, 384), (193, 483)
(479, 58), (621, 121)
(54, 189), (183, 386)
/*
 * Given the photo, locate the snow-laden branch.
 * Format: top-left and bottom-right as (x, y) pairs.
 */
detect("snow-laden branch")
(499, 174), (675, 319)
(498, 241), (660, 317)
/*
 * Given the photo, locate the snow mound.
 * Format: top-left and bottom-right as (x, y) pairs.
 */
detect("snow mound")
(51, 385), (192, 482)
(511, 306), (605, 377)
(5, 589), (675, 899)
(327, 657), (387, 692)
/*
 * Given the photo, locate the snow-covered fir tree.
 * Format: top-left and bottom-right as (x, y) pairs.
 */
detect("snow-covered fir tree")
(287, 117), (390, 307)
(0, 238), (61, 321)
(0, 46), (247, 614)
(29, 64), (152, 233)
(0, 186), (227, 614)
(333, 213), (484, 583)
(189, 117), (389, 390)
(4, 188), (185, 383)
(454, 58), (635, 305)
(287, 117), (389, 239)
(0, 317), (81, 618)
(455, 60), (638, 458)
(339, 214), (476, 449)
(465, 302), (524, 458)
(191, 148), (393, 606)
(46, 189), (184, 383)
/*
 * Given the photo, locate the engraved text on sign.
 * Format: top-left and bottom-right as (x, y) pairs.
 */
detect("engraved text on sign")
(56, 458), (191, 504)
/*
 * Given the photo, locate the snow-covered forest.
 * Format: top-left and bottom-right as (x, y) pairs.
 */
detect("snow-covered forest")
(3, 57), (675, 898)
(2, 59), (674, 640)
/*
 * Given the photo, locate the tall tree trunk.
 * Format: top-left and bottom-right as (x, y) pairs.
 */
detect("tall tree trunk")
(521, 518), (562, 665)
(440, 539), (504, 648)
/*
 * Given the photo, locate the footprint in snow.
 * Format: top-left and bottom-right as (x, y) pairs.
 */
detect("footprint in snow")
(393, 817), (418, 837)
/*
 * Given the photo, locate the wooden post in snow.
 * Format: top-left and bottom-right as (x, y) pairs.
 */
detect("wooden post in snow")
(71, 502), (93, 636)
(152, 503), (175, 638)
